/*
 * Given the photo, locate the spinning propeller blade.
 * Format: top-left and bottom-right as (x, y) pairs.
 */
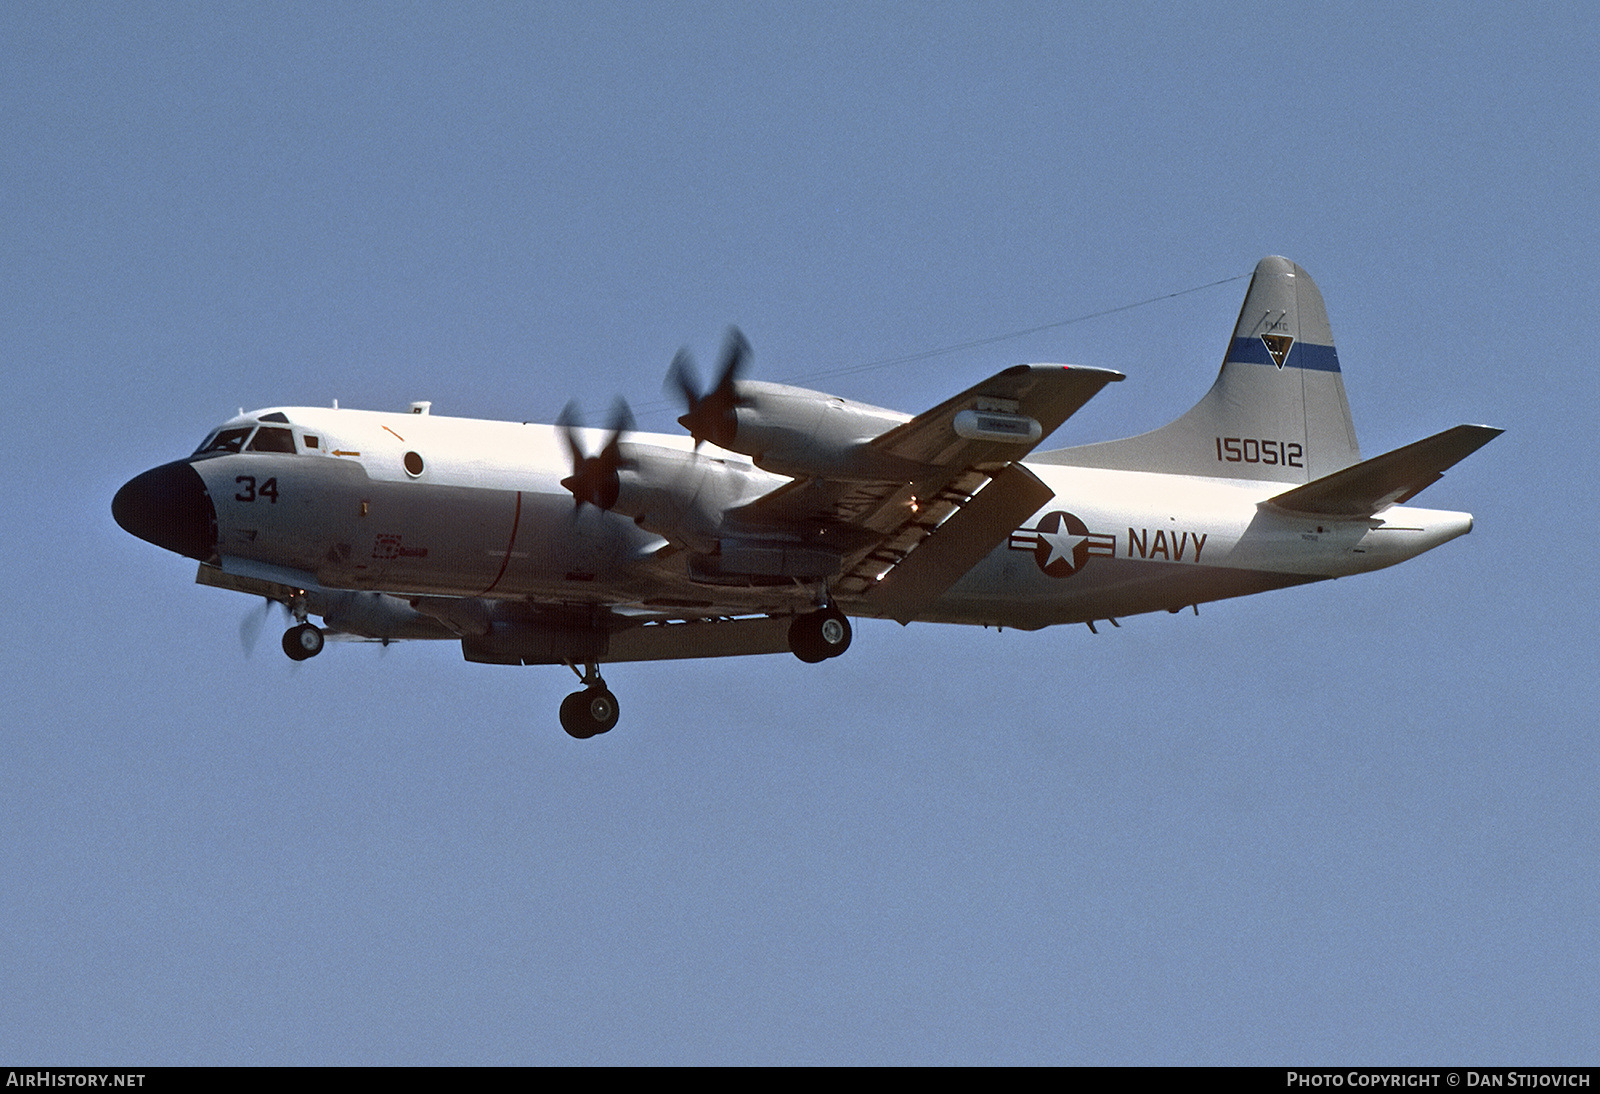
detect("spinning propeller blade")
(667, 326), (749, 448)
(239, 597), (291, 657)
(557, 397), (634, 511)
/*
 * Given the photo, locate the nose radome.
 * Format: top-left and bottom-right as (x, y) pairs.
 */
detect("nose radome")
(112, 460), (217, 561)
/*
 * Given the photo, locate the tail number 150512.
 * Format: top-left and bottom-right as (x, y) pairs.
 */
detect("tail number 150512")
(1215, 437), (1303, 468)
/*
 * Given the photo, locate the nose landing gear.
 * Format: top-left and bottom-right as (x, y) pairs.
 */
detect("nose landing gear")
(282, 621), (325, 661)
(279, 593), (324, 662)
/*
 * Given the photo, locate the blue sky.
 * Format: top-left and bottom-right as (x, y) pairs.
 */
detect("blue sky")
(3, 2), (1595, 1064)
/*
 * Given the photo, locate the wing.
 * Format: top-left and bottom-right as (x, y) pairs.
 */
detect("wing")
(729, 364), (1123, 621)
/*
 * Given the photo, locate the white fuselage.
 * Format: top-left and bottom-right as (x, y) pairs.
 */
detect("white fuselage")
(188, 405), (1473, 631)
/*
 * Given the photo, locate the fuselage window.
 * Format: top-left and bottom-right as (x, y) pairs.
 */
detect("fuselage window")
(249, 427), (297, 453)
(196, 427), (253, 455)
(303, 435), (320, 449)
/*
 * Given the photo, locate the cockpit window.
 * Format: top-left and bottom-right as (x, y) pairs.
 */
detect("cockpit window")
(249, 426), (297, 453)
(195, 427), (253, 455)
(259, 412), (290, 424)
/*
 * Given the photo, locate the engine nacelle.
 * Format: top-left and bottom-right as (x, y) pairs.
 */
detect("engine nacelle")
(721, 381), (920, 481)
(608, 443), (778, 552)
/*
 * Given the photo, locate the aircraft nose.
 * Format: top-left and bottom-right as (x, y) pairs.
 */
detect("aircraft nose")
(112, 460), (217, 561)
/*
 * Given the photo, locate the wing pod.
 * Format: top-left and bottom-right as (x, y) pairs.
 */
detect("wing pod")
(952, 408), (1043, 443)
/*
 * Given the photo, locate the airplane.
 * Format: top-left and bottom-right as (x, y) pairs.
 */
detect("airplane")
(113, 256), (1501, 739)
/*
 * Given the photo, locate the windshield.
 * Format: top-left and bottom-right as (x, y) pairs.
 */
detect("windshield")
(248, 426), (296, 453)
(194, 426), (252, 455)
(192, 420), (312, 457)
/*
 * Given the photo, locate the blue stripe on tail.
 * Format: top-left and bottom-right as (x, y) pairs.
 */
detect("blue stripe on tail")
(1227, 337), (1342, 372)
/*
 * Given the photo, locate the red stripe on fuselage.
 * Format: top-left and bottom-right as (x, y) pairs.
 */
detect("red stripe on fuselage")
(477, 490), (522, 596)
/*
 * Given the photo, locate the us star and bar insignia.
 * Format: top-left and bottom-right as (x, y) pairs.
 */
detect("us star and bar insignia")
(1008, 510), (1116, 577)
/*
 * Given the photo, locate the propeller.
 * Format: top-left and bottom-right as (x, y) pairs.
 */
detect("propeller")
(557, 397), (635, 511)
(666, 326), (749, 448)
(239, 596), (291, 657)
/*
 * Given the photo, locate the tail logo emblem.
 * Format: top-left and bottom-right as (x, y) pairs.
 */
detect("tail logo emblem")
(1010, 510), (1116, 578)
(1261, 333), (1294, 369)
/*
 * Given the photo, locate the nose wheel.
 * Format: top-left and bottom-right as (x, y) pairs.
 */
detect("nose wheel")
(560, 662), (619, 739)
(789, 606), (852, 663)
(282, 622), (325, 661)
(559, 686), (619, 738)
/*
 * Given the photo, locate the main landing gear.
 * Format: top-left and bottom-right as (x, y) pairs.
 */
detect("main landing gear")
(560, 662), (619, 739)
(789, 606), (852, 663)
(552, 607), (851, 739)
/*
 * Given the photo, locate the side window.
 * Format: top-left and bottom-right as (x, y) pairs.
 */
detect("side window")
(248, 427), (297, 453)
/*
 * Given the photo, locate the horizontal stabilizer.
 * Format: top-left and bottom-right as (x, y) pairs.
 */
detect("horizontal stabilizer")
(1264, 424), (1502, 518)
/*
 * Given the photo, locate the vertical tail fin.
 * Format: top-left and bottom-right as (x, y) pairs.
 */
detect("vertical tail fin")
(1040, 257), (1361, 482)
